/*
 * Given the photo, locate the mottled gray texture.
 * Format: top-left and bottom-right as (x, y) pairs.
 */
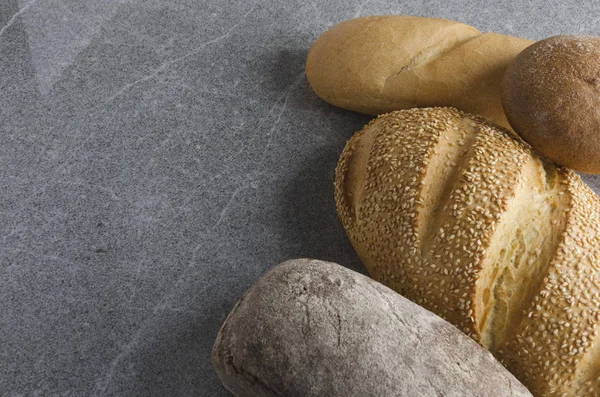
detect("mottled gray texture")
(213, 259), (532, 397)
(0, 0), (599, 396)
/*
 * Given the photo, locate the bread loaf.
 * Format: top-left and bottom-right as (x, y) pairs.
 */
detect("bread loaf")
(306, 16), (534, 130)
(334, 107), (600, 396)
(212, 259), (532, 397)
(502, 35), (600, 174)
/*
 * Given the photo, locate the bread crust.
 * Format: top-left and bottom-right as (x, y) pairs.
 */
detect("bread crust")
(212, 259), (533, 397)
(502, 35), (600, 174)
(306, 16), (534, 130)
(335, 107), (600, 396)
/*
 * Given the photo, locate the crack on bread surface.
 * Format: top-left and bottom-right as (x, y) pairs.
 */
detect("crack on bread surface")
(382, 25), (481, 93)
(418, 117), (478, 256)
(417, 118), (531, 333)
(498, 174), (600, 396)
(475, 156), (568, 352)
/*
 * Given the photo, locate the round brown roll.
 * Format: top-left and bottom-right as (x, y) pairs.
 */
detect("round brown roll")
(334, 107), (600, 396)
(502, 35), (600, 174)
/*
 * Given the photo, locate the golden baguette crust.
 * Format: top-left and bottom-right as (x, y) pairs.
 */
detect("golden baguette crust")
(306, 16), (534, 130)
(334, 107), (600, 397)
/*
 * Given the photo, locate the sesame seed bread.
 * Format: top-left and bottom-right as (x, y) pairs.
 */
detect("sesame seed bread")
(306, 16), (534, 130)
(334, 107), (600, 396)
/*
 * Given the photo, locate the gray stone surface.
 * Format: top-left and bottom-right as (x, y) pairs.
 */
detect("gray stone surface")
(0, 0), (599, 396)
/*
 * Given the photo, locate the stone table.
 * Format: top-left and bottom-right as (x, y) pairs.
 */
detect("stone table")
(1, 0), (599, 395)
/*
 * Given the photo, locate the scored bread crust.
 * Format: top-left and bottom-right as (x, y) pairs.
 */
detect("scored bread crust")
(334, 107), (600, 396)
(306, 16), (534, 130)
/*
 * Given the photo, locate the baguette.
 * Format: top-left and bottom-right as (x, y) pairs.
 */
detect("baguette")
(306, 16), (533, 130)
(334, 107), (600, 396)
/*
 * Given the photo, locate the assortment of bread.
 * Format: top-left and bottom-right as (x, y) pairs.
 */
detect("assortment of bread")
(334, 107), (600, 396)
(214, 14), (600, 397)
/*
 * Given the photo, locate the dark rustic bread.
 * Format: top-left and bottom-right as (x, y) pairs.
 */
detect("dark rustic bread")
(212, 258), (532, 397)
(502, 35), (600, 174)
(334, 107), (600, 396)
